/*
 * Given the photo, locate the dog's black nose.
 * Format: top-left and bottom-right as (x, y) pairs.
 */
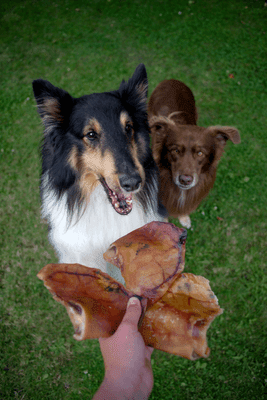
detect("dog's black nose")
(179, 175), (193, 186)
(119, 173), (142, 192)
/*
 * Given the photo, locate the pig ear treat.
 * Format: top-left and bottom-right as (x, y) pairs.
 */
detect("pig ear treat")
(37, 222), (223, 360)
(37, 263), (147, 340)
(139, 272), (223, 360)
(103, 221), (187, 301)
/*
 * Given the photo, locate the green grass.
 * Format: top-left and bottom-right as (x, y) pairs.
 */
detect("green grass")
(1, 0), (267, 398)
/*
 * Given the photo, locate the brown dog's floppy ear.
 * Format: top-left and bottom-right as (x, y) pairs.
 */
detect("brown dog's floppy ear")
(208, 126), (241, 145)
(148, 116), (170, 164)
(149, 115), (173, 134)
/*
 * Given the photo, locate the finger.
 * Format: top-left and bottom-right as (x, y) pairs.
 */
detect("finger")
(120, 296), (142, 329)
(146, 346), (154, 358)
(99, 297), (143, 345)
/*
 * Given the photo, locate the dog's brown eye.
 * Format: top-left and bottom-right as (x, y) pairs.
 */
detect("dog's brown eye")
(125, 123), (133, 135)
(86, 131), (98, 140)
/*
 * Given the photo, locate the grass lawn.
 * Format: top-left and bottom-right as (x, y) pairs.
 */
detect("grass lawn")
(1, 0), (267, 398)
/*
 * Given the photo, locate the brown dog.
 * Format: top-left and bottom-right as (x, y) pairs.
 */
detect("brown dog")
(148, 79), (241, 228)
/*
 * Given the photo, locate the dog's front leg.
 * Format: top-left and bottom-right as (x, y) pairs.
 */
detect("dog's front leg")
(178, 215), (191, 229)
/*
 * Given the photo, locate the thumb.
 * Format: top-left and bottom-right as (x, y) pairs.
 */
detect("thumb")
(120, 296), (142, 329)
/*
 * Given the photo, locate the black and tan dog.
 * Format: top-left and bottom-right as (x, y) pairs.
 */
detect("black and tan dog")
(32, 64), (166, 283)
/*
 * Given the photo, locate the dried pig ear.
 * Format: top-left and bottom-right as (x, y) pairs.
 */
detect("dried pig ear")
(37, 263), (142, 340)
(37, 222), (223, 360)
(103, 221), (187, 299)
(139, 273), (223, 360)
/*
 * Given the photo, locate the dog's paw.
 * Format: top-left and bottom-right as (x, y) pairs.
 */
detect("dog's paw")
(179, 215), (191, 229)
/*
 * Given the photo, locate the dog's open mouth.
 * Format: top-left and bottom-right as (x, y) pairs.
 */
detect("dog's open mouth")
(100, 178), (133, 215)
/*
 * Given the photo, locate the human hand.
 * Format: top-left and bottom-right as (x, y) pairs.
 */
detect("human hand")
(93, 296), (154, 400)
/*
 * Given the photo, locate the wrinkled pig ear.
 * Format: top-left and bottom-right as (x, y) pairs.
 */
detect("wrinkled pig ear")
(37, 221), (223, 360)
(208, 126), (241, 145)
(32, 79), (74, 132)
(103, 221), (186, 300)
(37, 263), (133, 341)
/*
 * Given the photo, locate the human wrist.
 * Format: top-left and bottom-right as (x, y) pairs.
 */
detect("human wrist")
(93, 375), (133, 400)
(103, 374), (136, 397)
(93, 374), (149, 400)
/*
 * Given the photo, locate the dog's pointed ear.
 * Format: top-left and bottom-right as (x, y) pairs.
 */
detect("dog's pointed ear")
(132, 64), (148, 104)
(119, 64), (148, 110)
(32, 79), (74, 131)
(208, 126), (241, 145)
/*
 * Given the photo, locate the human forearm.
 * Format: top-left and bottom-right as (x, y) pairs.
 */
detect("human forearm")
(92, 298), (153, 400)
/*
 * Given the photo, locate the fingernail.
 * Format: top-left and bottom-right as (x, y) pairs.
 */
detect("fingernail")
(127, 296), (140, 308)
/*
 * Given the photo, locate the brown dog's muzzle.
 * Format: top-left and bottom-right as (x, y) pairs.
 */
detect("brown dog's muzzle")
(174, 172), (199, 190)
(179, 174), (193, 186)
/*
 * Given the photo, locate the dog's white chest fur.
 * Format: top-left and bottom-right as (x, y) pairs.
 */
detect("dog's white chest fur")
(42, 181), (161, 283)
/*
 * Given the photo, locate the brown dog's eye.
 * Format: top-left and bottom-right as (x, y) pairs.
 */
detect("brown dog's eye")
(171, 148), (179, 154)
(197, 151), (203, 156)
